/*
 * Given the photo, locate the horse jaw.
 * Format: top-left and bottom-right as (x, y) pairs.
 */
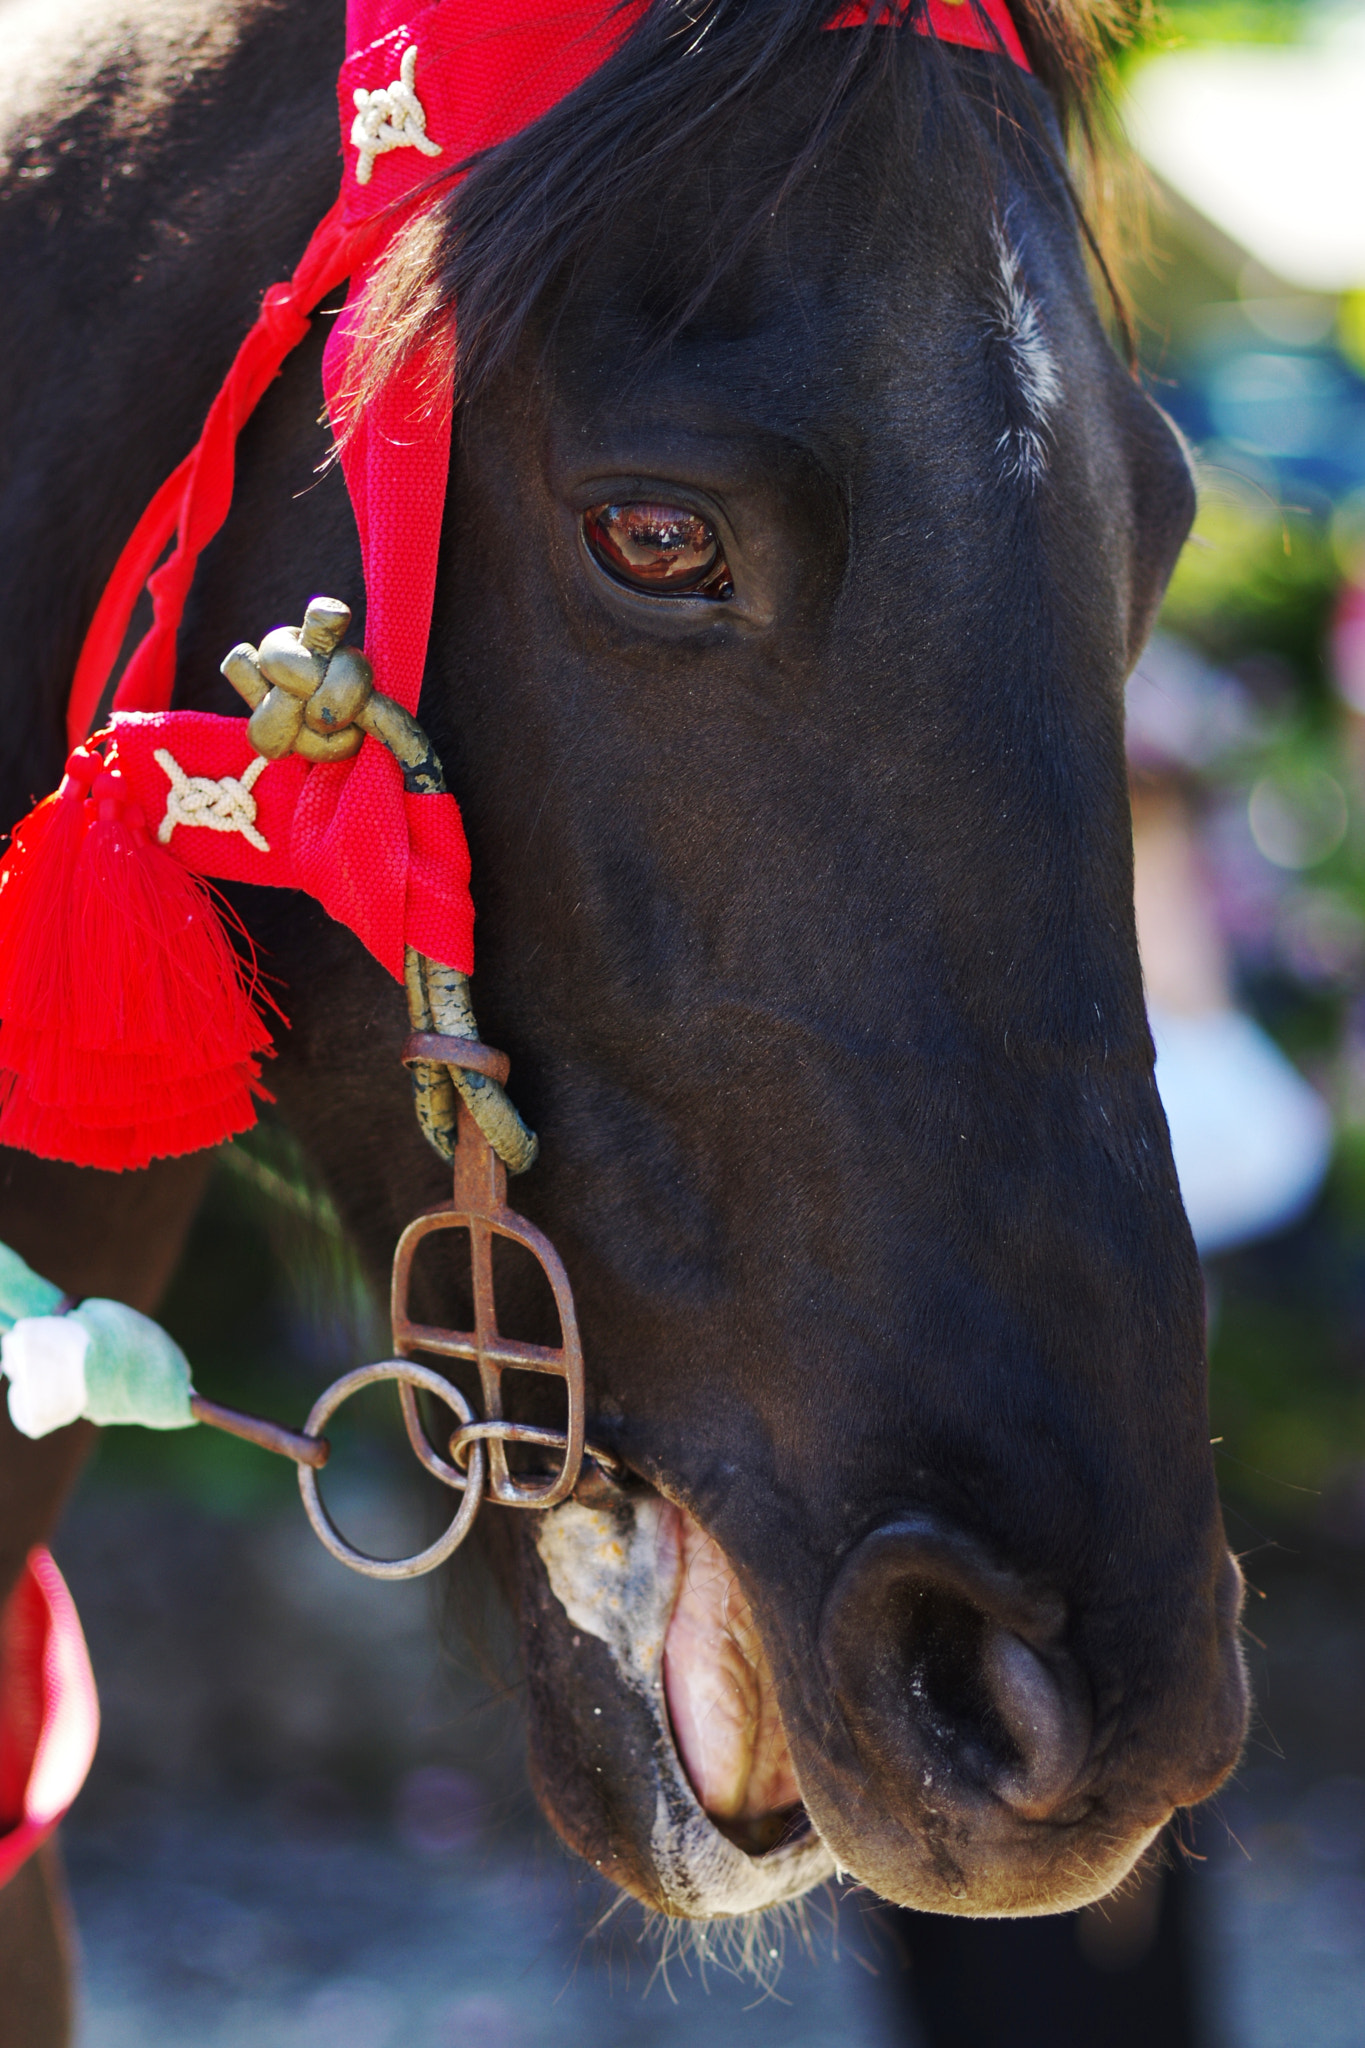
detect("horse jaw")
(534, 1493), (834, 1918)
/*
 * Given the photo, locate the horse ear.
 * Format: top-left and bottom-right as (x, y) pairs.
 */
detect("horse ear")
(0, 748), (273, 1171)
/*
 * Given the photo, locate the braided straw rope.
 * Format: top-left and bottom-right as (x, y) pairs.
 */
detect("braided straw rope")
(222, 598), (538, 1175)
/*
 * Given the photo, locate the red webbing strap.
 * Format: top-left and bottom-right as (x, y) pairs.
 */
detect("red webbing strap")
(67, 199), (364, 750)
(0, 1550), (98, 1890)
(66, 456), (194, 749)
(835, 0), (1029, 66)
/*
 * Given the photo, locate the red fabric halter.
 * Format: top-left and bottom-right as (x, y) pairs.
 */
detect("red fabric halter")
(71, 0), (1030, 979)
(0, 0), (1028, 1171)
(70, 0), (672, 984)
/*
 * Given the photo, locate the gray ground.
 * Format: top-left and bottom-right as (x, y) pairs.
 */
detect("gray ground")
(1197, 1533), (1365, 2048)
(49, 1460), (1365, 2048)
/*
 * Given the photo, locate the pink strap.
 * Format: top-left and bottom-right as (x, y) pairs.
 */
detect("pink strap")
(110, 712), (475, 978)
(833, 0), (1029, 67)
(0, 1550), (99, 1890)
(321, 0), (655, 715)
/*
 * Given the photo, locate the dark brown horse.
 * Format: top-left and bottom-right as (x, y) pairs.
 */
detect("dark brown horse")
(0, 0), (1245, 2034)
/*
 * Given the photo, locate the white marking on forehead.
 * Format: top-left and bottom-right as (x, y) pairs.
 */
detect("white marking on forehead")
(991, 227), (1061, 487)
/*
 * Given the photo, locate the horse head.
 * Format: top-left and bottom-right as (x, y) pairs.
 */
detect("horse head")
(4, 0), (1247, 1929)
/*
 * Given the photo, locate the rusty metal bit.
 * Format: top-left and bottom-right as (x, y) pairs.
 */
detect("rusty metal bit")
(391, 1101), (585, 1510)
(449, 1419), (570, 1469)
(572, 1458), (629, 1507)
(449, 1419), (623, 1482)
(296, 1360), (486, 1581)
(189, 1391), (330, 1469)
(401, 1033), (511, 1084)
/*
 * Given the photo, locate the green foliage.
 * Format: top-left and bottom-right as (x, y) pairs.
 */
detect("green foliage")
(89, 1123), (386, 1516)
(1162, 478), (1339, 710)
(1136, 0), (1317, 53)
(1159, 480), (1365, 1533)
(1210, 1284), (1365, 1525)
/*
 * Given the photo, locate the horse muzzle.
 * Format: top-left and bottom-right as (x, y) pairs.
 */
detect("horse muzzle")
(522, 1485), (1247, 1922)
(790, 1514), (1249, 1916)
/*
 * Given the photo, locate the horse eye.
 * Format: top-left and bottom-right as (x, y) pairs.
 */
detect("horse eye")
(582, 502), (734, 599)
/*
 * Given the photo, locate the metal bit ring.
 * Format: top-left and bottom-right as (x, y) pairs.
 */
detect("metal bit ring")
(297, 1361), (486, 1580)
(448, 1419), (625, 1481)
(449, 1418), (573, 1474)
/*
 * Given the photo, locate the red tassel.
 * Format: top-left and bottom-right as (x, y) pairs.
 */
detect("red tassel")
(0, 746), (274, 1171)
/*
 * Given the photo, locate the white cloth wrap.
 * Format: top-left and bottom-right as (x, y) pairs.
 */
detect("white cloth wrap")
(2, 1297), (194, 1437)
(2, 1317), (91, 1437)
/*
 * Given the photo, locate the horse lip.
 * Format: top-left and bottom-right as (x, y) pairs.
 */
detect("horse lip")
(659, 1498), (807, 1828)
(1039, 1792), (1096, 1829)
(534, 1488), (837, 1916)
(532, 1495), (1237, 1916)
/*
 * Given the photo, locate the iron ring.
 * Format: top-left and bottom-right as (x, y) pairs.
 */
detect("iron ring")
(398, 1378), (467, 1487)
(449, 1419), (572, 1467)
(297, 1361), (487, 1581)
(448, 1420), (624, 1479)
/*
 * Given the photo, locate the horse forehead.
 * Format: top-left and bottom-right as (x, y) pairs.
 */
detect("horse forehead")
(549, 241), (1099, 492)
(542, 168), (1012, 425)
(536, 286), (969, 488)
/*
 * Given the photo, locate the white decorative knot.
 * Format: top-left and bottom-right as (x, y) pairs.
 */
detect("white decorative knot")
(350, 44), (442, 187)
(155, 748), (271, 853)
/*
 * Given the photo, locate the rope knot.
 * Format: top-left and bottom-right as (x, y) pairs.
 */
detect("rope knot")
(350, 45), (442, 187)
(259, 284), (308, 347)
(154, 749), (270, 852)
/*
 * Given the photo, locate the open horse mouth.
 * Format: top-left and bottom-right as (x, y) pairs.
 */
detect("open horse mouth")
(660, 1508), (802, 1849)
(535, 1492), (836, 1917)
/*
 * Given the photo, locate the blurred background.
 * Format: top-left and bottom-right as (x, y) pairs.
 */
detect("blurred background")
(50, 3), (1365, 2043)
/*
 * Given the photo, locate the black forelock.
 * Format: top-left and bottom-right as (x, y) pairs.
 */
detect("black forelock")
(347, 0), (1131, 411)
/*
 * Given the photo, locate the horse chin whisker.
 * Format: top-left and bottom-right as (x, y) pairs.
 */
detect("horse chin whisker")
(622, 1881), (845, 2000)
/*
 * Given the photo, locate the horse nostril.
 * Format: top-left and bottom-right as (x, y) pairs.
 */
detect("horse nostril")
(822, 1517), (1090, 1823)
(984, 1628), (1090, 1818)
(895, 1582), (1016, 1788)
